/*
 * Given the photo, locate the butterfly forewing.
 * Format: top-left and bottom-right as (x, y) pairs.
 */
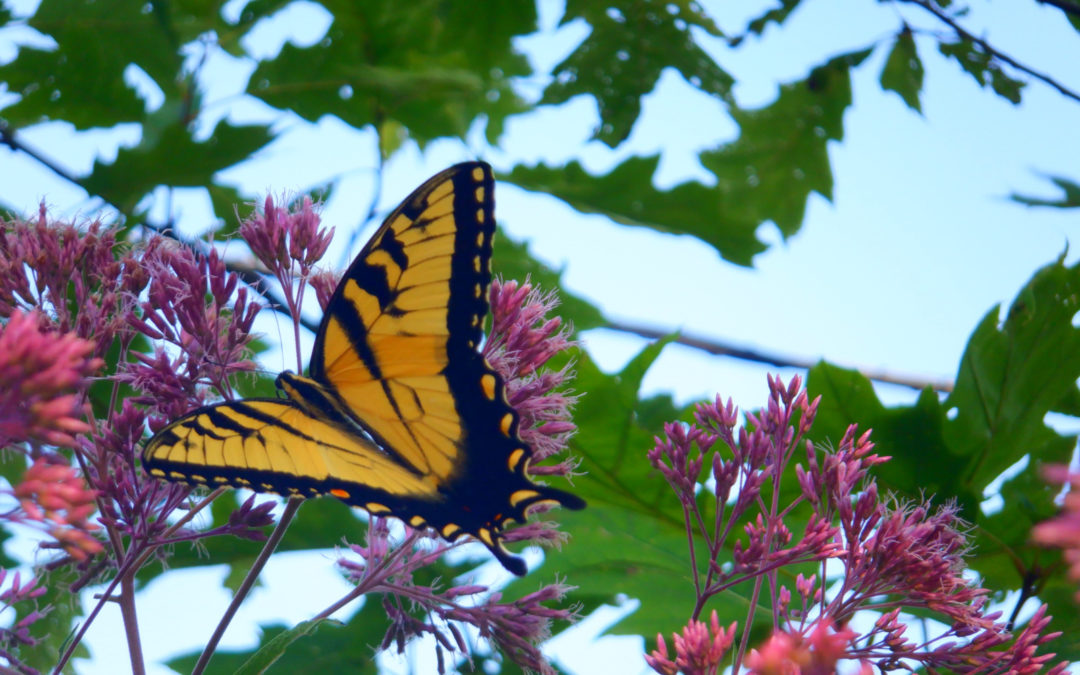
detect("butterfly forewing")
(309, 164), (495, 480)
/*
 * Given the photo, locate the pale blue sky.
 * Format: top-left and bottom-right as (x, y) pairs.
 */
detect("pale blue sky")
(1, 0), (1079, 673)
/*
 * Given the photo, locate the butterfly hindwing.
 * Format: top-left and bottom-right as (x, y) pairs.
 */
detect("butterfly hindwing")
(143, 162), (585, 575)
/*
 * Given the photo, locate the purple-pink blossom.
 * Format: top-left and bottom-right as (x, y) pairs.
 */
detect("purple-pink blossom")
(0, 310), (101, 447)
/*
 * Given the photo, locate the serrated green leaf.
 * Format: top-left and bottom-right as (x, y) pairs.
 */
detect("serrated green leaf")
(989, 64), (1025, 104)
(939, 37), (1025, 105)
(0, 0), (182, 129)
(943, 255), (1080, 486)
(545, 0), (731, 146)
(880, 28), (924, 113)
(939, 38), (990, 85)
(700, 48), (870, 240)
(206, 184), (247, 236)
(505, 156), (767, 266)
(557, 343), (714, 637)
(745, 0), (802, 36)
(940, 256), (1080, 635)
(246, 1), (532, 146)
(1011, 174), (1080, 209)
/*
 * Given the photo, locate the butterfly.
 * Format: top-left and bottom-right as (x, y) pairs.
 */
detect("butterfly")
(143, 162), (585, 575)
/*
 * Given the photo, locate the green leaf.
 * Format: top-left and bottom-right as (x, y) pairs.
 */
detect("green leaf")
(1010, 174), (1080, 209)
(989, 64), (1025, 104)
(556, 342), (710, 637)
(492, 231), (606, 330)
(806, 362), (980, 515)
(941, 256), (1080, 625)
(206, 184), (249, 236)
(0, 0), (182, 129)
(82, 118), (273, 215)
(18, 566), (88, 673)
(505, 156), (767, 266)
(938, 38), (1025, 105)
(137, 497), (358, 590)
(0, 525), (16, 570)
(221, 1), (295, 58)
(880, 27), (924, 113)
(545, 0), (732, 146)
(744, 0), (802, 37)
(699, 48), (870, 241)
(168, 604), (385, 674)
(943, 254), (1080, 487)
(808, 255), (1080, 648)
(246, 1), (533, 146)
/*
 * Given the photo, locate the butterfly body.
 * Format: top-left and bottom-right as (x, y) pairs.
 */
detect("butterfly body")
(144, 162), (584, 575)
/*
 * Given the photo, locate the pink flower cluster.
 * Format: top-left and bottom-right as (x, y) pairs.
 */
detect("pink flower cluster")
(644, 375), (1066, 674)
(0, 310), (101, 447)
(12, 458), (102, 562)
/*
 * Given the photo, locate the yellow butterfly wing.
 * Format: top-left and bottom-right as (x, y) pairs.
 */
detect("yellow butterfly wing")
(143, 399), (439, 500)
(143, 162), (584, 575)
(309, 163), (492, 481)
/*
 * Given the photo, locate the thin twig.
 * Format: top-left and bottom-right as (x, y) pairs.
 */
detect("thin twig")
(899, 0), (1080, 104)
(606, 320), (954, 392)
(191, 496), (305, 675)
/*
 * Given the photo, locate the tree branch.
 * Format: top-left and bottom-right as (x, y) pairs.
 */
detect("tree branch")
(0, 122), (95, 195)
(606, 319), (954, 392)
(900, 0), (1080, 105)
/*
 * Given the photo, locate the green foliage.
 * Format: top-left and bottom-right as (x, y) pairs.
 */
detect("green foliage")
(0, 0), (177, 129)
(744, 0), (803, 37)
(168, 609), (383, 674)
(544, 0), (731, 146)
(510, 49), (867, 264)
(700, 49), (869, 243)
(880, 27), (924, 113)
(507, 156), (768, 265)
(1011, 174), (1080, 208)
(939, 37), (1026, 104)
(807, 253), (1080, 661)
(18, 566), (89, 674)
(247, 1), (533, 146)
(555, 340), (714, 636)
(82, 118), (273, 216)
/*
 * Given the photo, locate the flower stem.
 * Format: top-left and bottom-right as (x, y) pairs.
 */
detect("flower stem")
(191, 495), (304, 675)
